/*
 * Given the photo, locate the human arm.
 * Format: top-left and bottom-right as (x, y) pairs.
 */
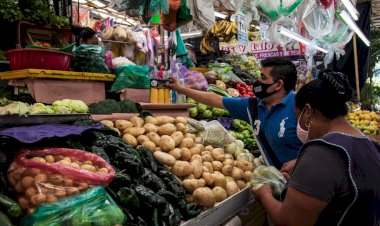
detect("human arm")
(166, 78), (225, 109)
(252, 143), (348, 225)
(280, 159), (297, 181)
(252, 185), (327, 226)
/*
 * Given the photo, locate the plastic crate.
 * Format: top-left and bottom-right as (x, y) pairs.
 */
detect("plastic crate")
(5, 49), (74, 71)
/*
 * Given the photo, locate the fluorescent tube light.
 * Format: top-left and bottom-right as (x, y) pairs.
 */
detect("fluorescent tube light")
(181, 31), (203, 38)
(279, 27), (329, 53)
(214, 12), (228, 19)
(341, 0), (359, 21)
(340, 10), (370, 46)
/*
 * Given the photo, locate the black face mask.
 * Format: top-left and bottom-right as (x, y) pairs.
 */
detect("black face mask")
(253, 80), (278, 99)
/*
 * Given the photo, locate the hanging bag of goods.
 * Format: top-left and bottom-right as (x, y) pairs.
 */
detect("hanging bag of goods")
(7, 148), (115, 214)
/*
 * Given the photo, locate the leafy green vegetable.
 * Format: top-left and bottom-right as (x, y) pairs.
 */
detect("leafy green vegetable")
(119, 99), (139, 113)
(0, 0), (22, 23)
(4, 101), (29, 115)
(18, 0), (69, 27)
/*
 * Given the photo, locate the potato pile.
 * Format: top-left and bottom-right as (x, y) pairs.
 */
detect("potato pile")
(7, 154), (109, 213)
(102, 116), (255, 208)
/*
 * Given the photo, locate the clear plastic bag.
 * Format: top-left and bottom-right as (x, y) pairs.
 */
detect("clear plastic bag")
(302, 0), (334, 39)
(73, 45), (110, 74)
(251, 165), (286, 198)
(111, 65), (151, 91)
(8, 148), (115, 214)
(21, 186), (126, 226)
(201, 120), (236, 147)
(220, 0), (244, 11)
(254, 0), (303, 21)
(208, 63), (233, 76)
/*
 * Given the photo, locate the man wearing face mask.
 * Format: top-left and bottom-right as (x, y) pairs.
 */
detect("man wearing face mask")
(167, 57), (302, 173)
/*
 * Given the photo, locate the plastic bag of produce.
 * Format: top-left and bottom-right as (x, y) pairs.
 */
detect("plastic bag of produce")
(182, 68), (208, 91)
(201, 120), (235, 147)
(251, 166), (286, 199)
(7, 148), (115, 213)
(111, 65), (151, 91)
(21, 186), (125, 226)
(73, 45), (110, 74)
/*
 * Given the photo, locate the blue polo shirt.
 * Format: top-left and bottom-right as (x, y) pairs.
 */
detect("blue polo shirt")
(223, 91), (302, 167)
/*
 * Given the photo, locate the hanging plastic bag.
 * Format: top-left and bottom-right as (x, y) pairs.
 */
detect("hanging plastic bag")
(150, 0), (169, 14)
(323, 20), (354, 67)
(176, 0), (193, 28)
(251, 165), (286, 199)
(21, 186), (126, 226)
(73, 44), (110, 74)
(220, 0), (244, 11)
(254, 0), (304, 21)
(8, 148), (115, 213)
(111, 65), (151, 91)
(176, 30), (195, 68)
(302, 0), (335, 39)
(201, 120), (236, 147)
(267, 17), (298, 46)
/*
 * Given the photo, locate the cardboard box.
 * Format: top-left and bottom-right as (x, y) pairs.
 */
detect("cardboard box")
(119, 88), (150, 103)
(139, 103), (196, 117)
(12, 79), (106, 104)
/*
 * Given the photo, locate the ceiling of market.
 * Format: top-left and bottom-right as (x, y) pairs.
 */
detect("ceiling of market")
(373, 0), (380, 29)
(78, 0), (380, 30)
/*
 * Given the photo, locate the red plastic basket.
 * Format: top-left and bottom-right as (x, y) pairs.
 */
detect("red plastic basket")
(5, 48), (74, 71)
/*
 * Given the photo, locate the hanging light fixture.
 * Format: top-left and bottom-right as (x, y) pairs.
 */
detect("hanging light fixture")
(339, 10), (370, 46)
(340, 0), (359, 21)
(279, 27), (329, 53)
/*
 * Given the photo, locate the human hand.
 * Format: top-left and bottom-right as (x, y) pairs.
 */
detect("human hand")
(166, 77), (184, 93)
(251, 183), (272, 201)
(280, 159), (296, 181)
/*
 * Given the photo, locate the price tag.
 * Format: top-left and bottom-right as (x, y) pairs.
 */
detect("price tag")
(237, 11), (249, 45)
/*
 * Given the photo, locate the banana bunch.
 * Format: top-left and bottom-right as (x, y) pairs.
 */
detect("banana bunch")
(200, 31), (214, 54)
(210, 20), (238, 42)
(199, 20), (238, 54)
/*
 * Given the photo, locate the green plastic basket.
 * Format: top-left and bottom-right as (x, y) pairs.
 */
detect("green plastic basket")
(25, 42), (76, 53)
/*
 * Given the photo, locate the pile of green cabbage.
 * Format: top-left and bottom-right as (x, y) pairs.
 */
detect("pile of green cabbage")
(0, 99), (89, 116)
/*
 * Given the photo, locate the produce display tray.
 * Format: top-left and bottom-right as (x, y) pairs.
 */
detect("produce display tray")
(0, 114), (90, 127)
(181, 187), (255, 226)
(0, 69), (115, 81)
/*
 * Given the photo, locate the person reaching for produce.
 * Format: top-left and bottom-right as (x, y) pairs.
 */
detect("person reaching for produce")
(71, 25), (100, 46)
(252, 71), (380, 226)
(167, 57), (302, 172)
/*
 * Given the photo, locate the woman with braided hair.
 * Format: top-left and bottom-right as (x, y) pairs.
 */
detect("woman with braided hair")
(252, 70), (380, 226)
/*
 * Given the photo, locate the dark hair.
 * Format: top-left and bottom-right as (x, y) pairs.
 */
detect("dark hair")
(71, 25), (97, 46)
(260, 57), (297, 92)
(295, 70), (353, 119)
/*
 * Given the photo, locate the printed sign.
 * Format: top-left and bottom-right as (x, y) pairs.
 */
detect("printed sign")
(220, 41), (302, 59)
(237, 12), (249, 45)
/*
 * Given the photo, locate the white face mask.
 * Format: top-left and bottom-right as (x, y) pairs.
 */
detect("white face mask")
(296, 108), (311, 143)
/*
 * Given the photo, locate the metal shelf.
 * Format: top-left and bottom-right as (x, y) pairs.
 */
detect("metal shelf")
(181, 187), (255, 226)
(102, 39), (134, 44)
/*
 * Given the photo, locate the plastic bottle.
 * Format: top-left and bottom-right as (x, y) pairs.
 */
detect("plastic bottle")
(177, 78), (186, 103)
